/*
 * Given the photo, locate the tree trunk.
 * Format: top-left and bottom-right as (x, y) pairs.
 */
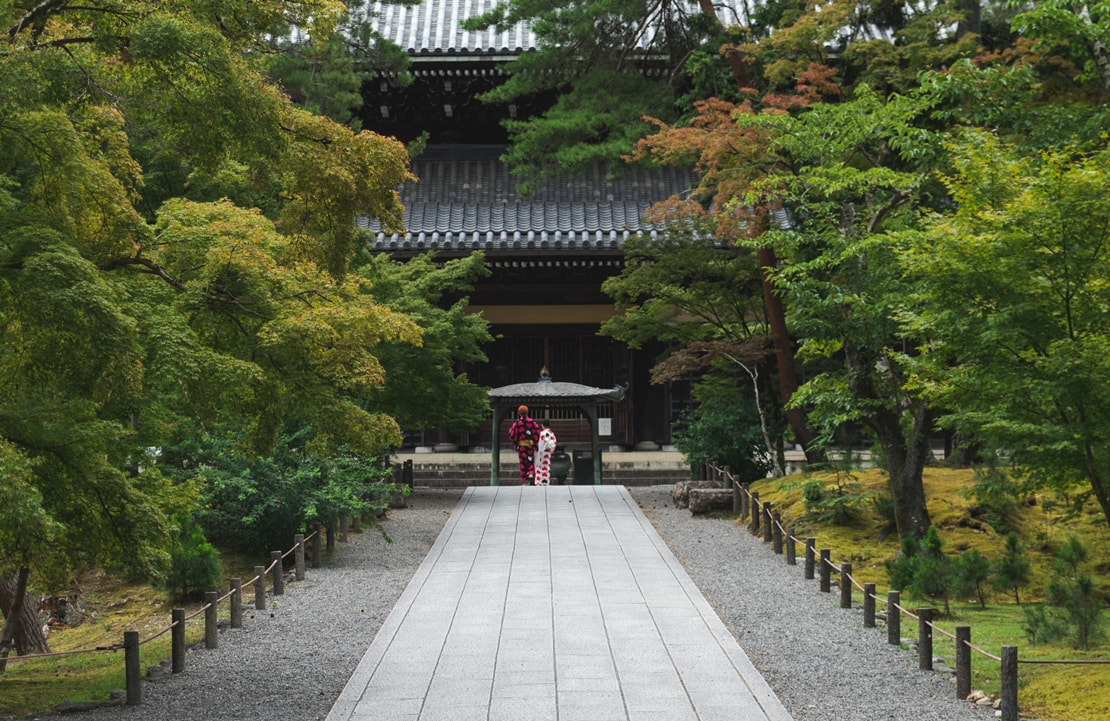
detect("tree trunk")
(0, 567), (49, 671)
(956, 0), (981, 37)
(699, 0), (823, 464)
(872, 405), (933, 541)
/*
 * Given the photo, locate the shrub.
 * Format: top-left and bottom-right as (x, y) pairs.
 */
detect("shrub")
(879, 525), (967, 616)
(799, 476), (874, 526)
(162, 423), (394, 555)
(991, 532), (1031, 604)
(165, 513), (221, 602)
(672, 390), (773, 483)
(1045, 535), (1104, 650)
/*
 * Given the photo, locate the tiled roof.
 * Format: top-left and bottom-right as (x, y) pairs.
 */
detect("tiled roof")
(370, 0), (535, 56)
(363, 145), (697, 253)
(369, 0), (746, 57)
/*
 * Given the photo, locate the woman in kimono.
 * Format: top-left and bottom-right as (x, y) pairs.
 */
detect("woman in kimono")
(533, 420), (557, 486)
(508, 405), (541, 484)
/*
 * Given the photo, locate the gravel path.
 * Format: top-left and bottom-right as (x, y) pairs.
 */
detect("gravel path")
(52, 486), (992, 721)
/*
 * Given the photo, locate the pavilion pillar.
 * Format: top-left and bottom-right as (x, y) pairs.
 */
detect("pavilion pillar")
(490, 408), (503, 485)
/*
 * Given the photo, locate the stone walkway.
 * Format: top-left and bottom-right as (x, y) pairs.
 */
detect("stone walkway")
(324, 485), (794, 721)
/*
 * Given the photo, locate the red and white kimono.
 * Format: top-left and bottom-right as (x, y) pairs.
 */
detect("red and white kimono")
(533, 427), (558, 485)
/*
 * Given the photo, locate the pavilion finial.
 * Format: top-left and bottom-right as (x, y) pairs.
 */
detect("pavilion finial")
(539, 366), (551, 381)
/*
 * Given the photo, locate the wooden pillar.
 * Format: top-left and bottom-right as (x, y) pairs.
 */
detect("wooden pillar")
(204, 590), (218, 650)
(887, 590), (901, 646)
(1000, 646), (1018, 721)
(271, 551), (284, 596)
(294, 534), (305, 582)
(840, 563), (853, 608)
(254, 565), (267, 611)
(863, 583), (876, 628)
(804, 538), (816, 580)
(956, 626), (971, 701)
(171, 608), (185, 673)
(124, 630), (141, 705)
(819, 549), (831, 592)
(230, 578), (243, 629)
(918, 607), (933, 670)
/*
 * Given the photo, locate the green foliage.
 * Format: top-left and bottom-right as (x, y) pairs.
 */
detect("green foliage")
(1022, 535), (1105, 650)
(953, 549), (992, 609)
(799, 477), (874, 526)
(165, 514), (222, 602)
(902, 132), (1110, 529)
(992, 532), (1031, 605)
(1045, 536), (1104, 650)
(885, 526), (980, 616)
(0, 0), (418, 589)
(671, 384), (773, 484)
(462, 0), (741, 178)
(162, 423), (394, 555)
(355, 251), (493, 434)
(963, 458), (1028, 535)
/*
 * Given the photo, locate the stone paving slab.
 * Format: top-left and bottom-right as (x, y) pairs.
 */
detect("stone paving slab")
(325, 485), (794, 721)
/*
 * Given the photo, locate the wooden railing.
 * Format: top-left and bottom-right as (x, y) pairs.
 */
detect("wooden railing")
(4, 524), (339, 706)
(705, 462), (1110, 721)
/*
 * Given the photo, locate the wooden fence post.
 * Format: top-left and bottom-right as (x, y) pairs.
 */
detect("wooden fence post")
(819, 549), (831, 592)
(840, 562), (853, 609)
(749, 494), (760, 535)
(918, 607), (933, 670)
(762, 502), (774, 543)
(804, 538), (816, 580)
(956, 626), (971, 701)
(887, 590), (901, 646)
(1000, 645), (1018, 721)
(230, 578), (242, 629)
(312, 523), (322, 568)
(863, 583), (876, 627)
(294, 534), (305, 582)
(772, 513), (783, 554)
(204, 590), (218, 650)
(254, 565), (267, 611)
(271, 551), (284, 596)
(786, 527), (797, 565)
(124, 630), (140, 706)
(171, 608), (185, 673)
(740, 485), (749, 521)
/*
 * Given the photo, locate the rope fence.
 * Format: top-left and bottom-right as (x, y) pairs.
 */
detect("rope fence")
(706, 462), (1110, 721)
(3, 522), (337, 707)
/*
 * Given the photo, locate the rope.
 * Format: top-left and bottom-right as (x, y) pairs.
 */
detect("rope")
(0, 644), (123, 664)
(140, 619), (178, 646)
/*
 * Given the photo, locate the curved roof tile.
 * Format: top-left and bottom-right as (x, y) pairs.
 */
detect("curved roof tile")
(360, 145), (697, 253)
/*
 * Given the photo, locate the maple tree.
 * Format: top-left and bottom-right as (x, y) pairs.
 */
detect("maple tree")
(0, 0), (459, 661)
(903, 131), (1110, 530)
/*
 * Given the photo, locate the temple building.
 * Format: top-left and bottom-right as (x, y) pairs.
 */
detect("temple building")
(359, 0), (701, 454)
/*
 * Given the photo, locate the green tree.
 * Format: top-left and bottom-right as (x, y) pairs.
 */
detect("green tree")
(716, 87), (949, 540)
(902, 131), (1110, 528)
(992, 532), (1031, 604)
(1009, 0), (1110, 94)
(600, 220), (788, 473)
(356, 251), (494, 435)
(0, 0), (419, 655)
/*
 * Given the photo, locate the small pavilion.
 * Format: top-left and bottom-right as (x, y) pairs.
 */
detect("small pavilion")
(488, 370), (626, 485)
